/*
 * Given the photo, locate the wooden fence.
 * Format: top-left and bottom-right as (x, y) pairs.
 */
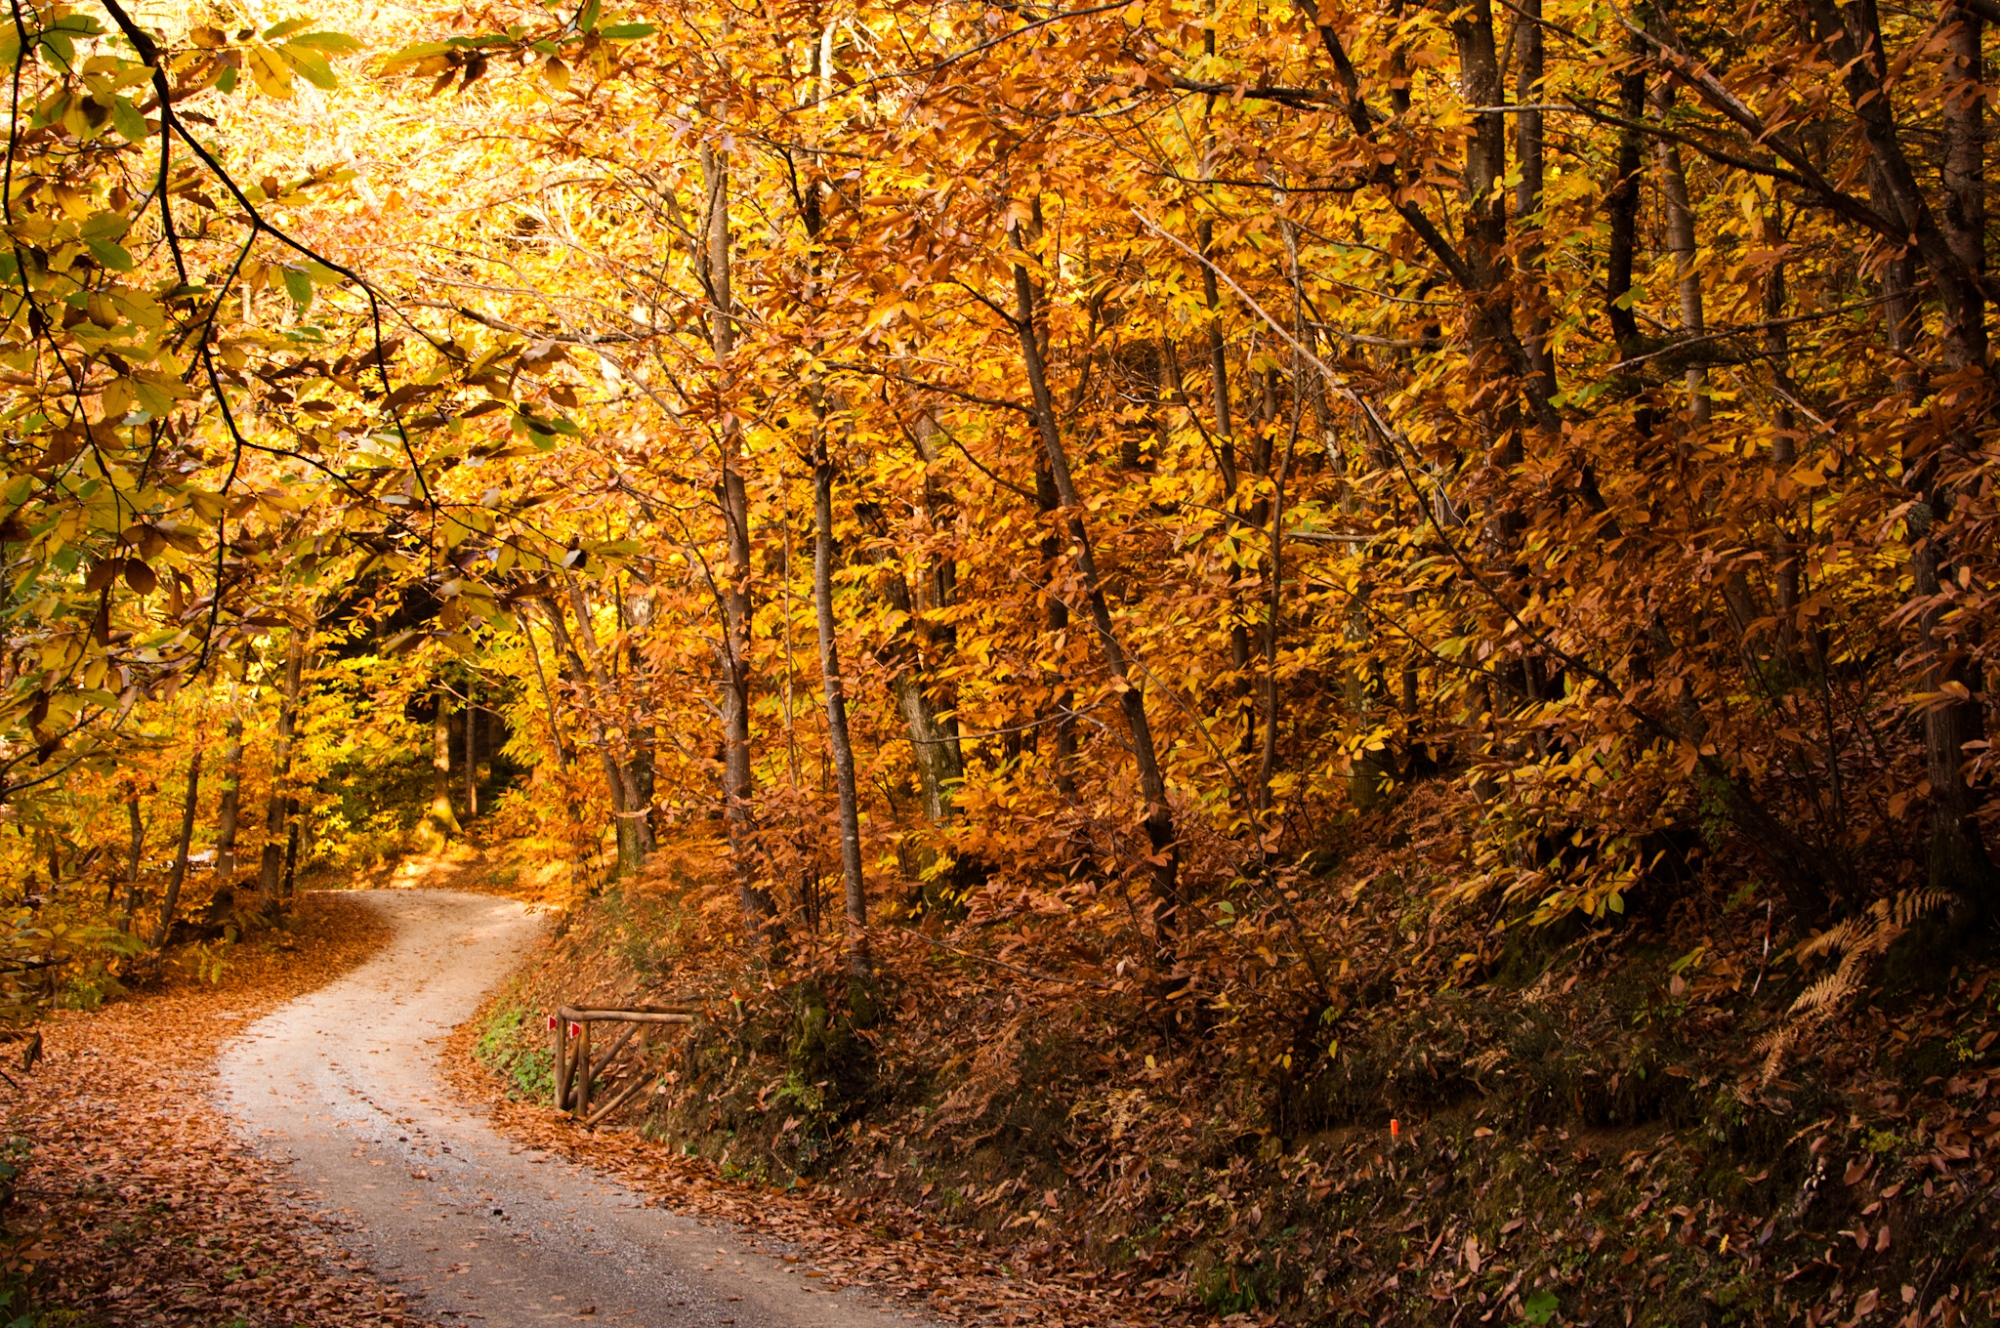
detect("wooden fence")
(552, 1004), (696, 1128)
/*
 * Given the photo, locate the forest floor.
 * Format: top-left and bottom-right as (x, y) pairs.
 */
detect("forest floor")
(2, 892), (433, 1327)
(5, 870), (1140, 1328)
(212, 888), (951, 1328)
(457, 829), (2000, 1327)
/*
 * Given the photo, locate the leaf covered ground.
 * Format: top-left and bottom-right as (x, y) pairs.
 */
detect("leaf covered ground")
(460, 833), (2000, 1328)
(3, 893), (433, 1327)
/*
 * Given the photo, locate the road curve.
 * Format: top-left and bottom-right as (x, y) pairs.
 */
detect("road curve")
(216, 889), (919, 1328)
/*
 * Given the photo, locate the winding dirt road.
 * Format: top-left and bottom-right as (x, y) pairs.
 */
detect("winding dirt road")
(216, 890), (919, 1328)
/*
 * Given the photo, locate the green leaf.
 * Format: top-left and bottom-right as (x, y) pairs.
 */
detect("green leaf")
(85, 240), (134, 272)
(277, 45), (337, 90)
(215, 64), (238, 93)
(261, 17), (315, 39)
(281, 265), (313, 309)
(597, 22), (655, 38)
(1522, 1289), (1559, 1326)
(110, 96), (147, 144)
(382, 41), (453, 63)
(578, 0), (602, 32)
(287, 31), (361, 52)
(79, 211), (130, 242)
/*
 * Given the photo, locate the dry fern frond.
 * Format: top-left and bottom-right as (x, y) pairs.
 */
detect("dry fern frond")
(1755, 888), (1953, 1085)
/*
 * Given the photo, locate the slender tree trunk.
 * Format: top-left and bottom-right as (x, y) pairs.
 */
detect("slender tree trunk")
(464, 690), (478, 820)
(541, 598), (640, 877)
(119, 793), (144, 933)
(812, 434), (869, 976)
(564, 577), (653, 868)
(259, 635), (306, 894)
(1831, 0), (2000, 904)
(701, 143), (779, 936)
(1650, 83), (1710, 427)
(1033, 458), (1079, 798)
(873, 560), (963, 822)
(153, 751), (202, 947)
(1761, 207), (1807, 670)
(522, 613), (573, 767)
(868, 412), (966, 822)
(1008, 219), (1180, 955)
(426, 681), (460, 843)
(1604, 41), (1647, 354)
(1514, 0), (1553, 391)
(1923, 0), (1997, 905)
(622, 588), (659, 848)
(213, 693), (244, 880)
(909, 413), (965, 769)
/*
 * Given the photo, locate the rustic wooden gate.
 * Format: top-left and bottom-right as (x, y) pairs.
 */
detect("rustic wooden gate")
(552, 1004), (695, 1128)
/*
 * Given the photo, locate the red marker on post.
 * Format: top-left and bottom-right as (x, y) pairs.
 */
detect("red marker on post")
(1390, 1118), (1401, 1143)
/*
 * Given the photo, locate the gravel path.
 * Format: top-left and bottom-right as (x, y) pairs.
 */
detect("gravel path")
(216, 889), (920, 1328)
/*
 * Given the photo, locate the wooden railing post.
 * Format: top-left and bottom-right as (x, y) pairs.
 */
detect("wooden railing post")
(552, 1013), (568, 1112)
(549, 1003), (698, 1125)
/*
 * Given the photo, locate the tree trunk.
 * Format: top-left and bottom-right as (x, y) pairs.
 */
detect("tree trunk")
(464, 690), (478, 820)
(564, 577), (653, 870)
(213, 695), (244, 880)
(119, 792), (144, 933)
(701, 142), (779, 936)
(1829, 0), (2000, 905)
(1923, 0), (1997, 905)
(1008, 219), (1181, 955)
(1604, 41), (1647, 354)
(259, 634), (306, 894)
(153, 751), (202, 947)
(1760, 208), (1808, 671)
(1650, 82), (1710, 426)
(867, 550), (963, 822)
(1033, 458), (1078, 798)
(426, 681), (460, 843)
(540, 597), (641, 878)
(812, 434), (869, 976)
(1514, 0), (1553, 391)
(522, 612), (574, 767)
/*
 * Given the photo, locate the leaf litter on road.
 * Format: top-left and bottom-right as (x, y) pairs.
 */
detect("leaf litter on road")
(4, 893), (438, 1327)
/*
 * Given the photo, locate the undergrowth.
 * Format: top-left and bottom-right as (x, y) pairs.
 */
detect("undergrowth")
(469, 833), (2000, 1327)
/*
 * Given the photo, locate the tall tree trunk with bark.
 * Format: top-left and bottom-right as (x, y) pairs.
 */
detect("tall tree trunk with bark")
(464, 690), (478, 820)
(812, 434), (869, 976)
(564, 577), (653, 872)
(426, 682), (460, 845)
(1817, 0), (2000, 907)
(153, 751), (202, 947)
(541, 597), (642, 878)
(701, 142), (779, 936)
(1650, 82), (1710, 427)
(1008, 219), (1181, 957)
(119, 792), (144, 933)
(874, 559), (963, 823)
(1921, 0), (1997, 906)
(213, 687), (244, 881)
(259, 635), (306, 895)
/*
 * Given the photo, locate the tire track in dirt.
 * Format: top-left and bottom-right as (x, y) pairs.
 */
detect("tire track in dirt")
(216, 889), (927, 1328)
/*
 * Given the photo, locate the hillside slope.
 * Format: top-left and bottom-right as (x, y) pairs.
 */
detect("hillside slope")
(461, 838), (2000, 1326)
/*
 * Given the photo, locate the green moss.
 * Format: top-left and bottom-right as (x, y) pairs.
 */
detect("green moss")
(474, 997), (555, 1101)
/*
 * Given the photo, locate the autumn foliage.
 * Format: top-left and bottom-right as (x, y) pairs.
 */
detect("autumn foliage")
(2, 0), (2000, 1316)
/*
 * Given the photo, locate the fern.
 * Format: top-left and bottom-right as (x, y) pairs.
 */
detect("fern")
(1754, 889), (1952, 1085)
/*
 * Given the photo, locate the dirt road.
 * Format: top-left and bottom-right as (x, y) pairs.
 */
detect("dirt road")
(216, 890), (919, 1328)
